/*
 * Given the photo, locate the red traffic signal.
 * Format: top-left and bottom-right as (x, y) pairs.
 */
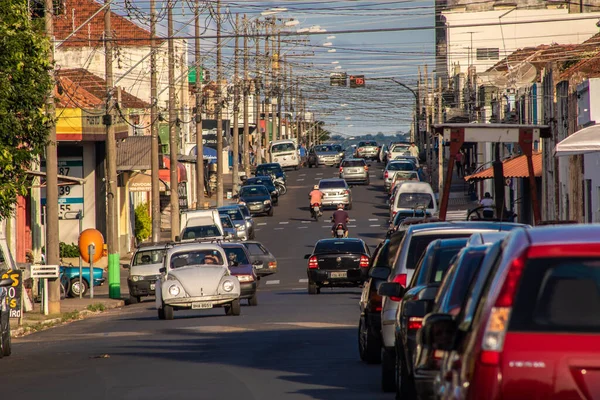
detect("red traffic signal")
(349, 75), (365, 88)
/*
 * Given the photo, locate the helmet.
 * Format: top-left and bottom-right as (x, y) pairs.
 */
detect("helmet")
(313, 185), (319, 190)
(337, 203), (345, 209)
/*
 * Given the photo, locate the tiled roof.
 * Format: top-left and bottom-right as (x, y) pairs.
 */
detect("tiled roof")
(54, 0), (158, 48)
(558, 32), (600, 80)
(465, 152), (542, 181)
(56, 68), (150, 109)
(55, 76), (103, 108)
(487, 44), (579, 74)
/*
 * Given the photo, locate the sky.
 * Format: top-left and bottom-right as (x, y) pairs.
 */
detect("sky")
(110, 0), (436, 136)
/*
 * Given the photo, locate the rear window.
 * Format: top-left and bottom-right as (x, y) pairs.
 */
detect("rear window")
(220, 209), (243, 221)
(133, 249), (166, 265)
(182, 225), (221, 239)
(446, 251), (486, 310)
(314, 240), (365, 255)
(387, 162), (415, 171)
(342, 160), (366, 167)
(319, 180), (347, 189)
(510, 258), (600, 333)
(244, 243), (268, 256)
(396, 193), (434, 209)
(372, 241), (391, 268)
(405, 233), (472, 270)
(223, 247), (250, 265)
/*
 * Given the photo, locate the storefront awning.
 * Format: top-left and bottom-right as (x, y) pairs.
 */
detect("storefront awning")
(159, 156), (188, 185)
(555, 124), (600, 157)
(189, 145), (217, 161)
(464, 152), (542, 182)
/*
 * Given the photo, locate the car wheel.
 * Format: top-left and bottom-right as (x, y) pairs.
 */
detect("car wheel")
(396, 347), (417, 399)
(308, 282), (319, 295)
(267, 208), (274, 217)
(308, 163), (312, 168)
(163, 304), (174, 320)
(0, 315), (10, 357)
(129, 295), (140, 304)
(381, 348), (396, 392)
(227, 299), (241, 316)
(347, 203), (353, 210)
(157, 307), (165, 320)
(358, 317), (381, 364)
(69, 278), (89, 297)
(248, 293), (258, 306)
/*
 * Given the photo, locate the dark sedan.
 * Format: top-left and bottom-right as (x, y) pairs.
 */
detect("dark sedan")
(241, 241), (277, 277)
(221, 243), (258, 306)
(244, 176), (279, 205)
(255, 163), (286, 184)
(238, 185), (273, 217)
(305, 238), (370, 294)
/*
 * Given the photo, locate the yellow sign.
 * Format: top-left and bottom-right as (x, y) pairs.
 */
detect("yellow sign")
(55, 108), (129, 140)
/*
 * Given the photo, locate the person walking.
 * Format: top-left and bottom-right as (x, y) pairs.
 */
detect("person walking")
(455, 149), (465, 177)
(480, 192), (494, 218)
(409, 142), (419, 159)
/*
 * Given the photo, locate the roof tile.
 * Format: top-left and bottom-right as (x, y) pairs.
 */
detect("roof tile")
(465, 152), (542, 181)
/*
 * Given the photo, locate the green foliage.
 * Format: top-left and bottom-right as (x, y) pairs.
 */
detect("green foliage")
(59, 242), (80, 258)
(0, 0), (53, 220)
(134, 202), (152, 242)
(87, 303), (106, 312)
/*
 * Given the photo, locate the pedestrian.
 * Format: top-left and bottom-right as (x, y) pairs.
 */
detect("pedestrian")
(409, 142), (419, 159)
(299, 144), (307, 167)
(480, 192), (494, 218)
(455, 149), (464, 177)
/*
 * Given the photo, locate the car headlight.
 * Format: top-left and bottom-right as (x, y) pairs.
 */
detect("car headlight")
(130, 275), (142, 282)
(168, 285), (180, 296)
(236, 225), (246, 232)
(264, 200), (271, 205)
(237, 275), (254, 283)
(223, 280), (234, 292)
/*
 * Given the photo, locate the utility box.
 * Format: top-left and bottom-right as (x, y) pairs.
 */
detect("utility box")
(577, 78), (600, 127)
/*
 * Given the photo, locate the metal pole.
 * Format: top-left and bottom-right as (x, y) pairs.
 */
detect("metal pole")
(255, 25), (262, 166)
(78, 211), (83, 299)
(277, 42), (283, 139)
(88, 244), (95, 299)
(44, 0), (60, 314)
(216, 0), (224, 206)
(104, 0), (120, 299)
(271, 23), (278, 142)
(195, 0), (205, 208)
(264, 20), (271, 159)
(150, 0), (160, 241)
(168, 1), (180, 238)
(242, 15), (251, 176)
(232, 14), (240, 195)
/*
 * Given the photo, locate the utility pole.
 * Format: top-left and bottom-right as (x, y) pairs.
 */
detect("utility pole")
(242, 15), (250, 177)
(45, 0), (60, 313)
(104, 0), (120, 298)
(194, 0), (205, 208)
(272, 26), (279, 142)
(264, 20), (271, 157)
(216, 0), (224, 206)
(254, 24), (262, 165)
(437, 77), (444, 194)
(150, 0), (160, 241)
(168, 0), (179, 238)
(232, 13), (240, 194)
(424, 65), (431, 184)
(278, 53), (284, 139)
(417, 67), (422, 147)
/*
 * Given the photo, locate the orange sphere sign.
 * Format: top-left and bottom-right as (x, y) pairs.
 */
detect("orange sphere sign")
(78, 229), (105, 263)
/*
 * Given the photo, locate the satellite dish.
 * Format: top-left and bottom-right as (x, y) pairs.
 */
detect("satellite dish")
(506, 62), (537, 89)
(478, 70), (508, 87)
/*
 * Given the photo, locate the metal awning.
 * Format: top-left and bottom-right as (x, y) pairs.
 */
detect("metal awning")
(555, 124), (600, 157)
(26, 170), (85, 187)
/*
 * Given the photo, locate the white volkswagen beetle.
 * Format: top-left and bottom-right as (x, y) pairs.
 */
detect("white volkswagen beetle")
(155, 243), (242, 320)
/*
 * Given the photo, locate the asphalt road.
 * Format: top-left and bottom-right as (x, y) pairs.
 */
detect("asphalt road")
(2, 162), (394, 400)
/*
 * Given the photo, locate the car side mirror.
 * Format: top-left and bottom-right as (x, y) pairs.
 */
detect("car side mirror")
(420, 313), (458, 351)
(369, 266), (391, 280)
(0, 278), (13, 287)
(159, 267), (166, 274)
(378, 282), (405, 298)
(304, 254), (311, 259)
(175, 235), (181, 242)
(121, 263), (130, 269)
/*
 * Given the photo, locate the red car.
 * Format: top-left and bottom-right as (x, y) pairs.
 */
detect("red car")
(421, 225), (600, 400)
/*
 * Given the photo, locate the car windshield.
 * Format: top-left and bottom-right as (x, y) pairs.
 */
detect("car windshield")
(271, 143), (296, 152)
(342, 160), (366, 167)
(220, 216), (233, 228)
(397, 193), (434, 209)
(314, 145), (335, 152)
(223, 247), (250, 266)
(359, 141), (377, 146)
(240, 186), (269, 196)
(319, 180), (347, 190)
(314, 240), (365, 254)
(394, 171), (419, 181)
(406, 233), (471, 270)
(257, 165), (282, 174)
(181, 225), (221, 240)
(387, 162), (415, 171)
(133, 249), (165, 265)
(170, 250), (224, 268)
(246, 178), (275, 190)
(220, 208), (244, 220)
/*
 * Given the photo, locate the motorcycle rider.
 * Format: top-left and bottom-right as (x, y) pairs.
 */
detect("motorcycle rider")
(309, 185), (323, 217)
(331, 203), (350, 237)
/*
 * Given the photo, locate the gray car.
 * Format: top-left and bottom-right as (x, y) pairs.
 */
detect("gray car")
(384, 160), (418, 191)
(355, 141), (379, 160)
(219, 215), (240, 240)
(241, 241), (278, 277)
(237, 204), (255, 240)
(318, 178), (352, 209)
(218, 205), (249, 241)
(339, 158), (370, 185)
(309, 144), (342, 167)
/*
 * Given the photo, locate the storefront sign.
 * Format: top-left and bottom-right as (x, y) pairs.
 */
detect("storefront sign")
(41, 156), (84, 219)
(1, 270), (23, 319)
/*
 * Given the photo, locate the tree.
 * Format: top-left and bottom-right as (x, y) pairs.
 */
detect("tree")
(0, 0), (53, 219)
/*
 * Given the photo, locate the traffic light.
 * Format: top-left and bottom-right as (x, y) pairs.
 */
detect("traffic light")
(349, 75), (365, 88)
(330, 72), (347, 87)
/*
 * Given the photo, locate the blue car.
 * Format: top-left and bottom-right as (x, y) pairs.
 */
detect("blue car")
(60, 265), (106, 297)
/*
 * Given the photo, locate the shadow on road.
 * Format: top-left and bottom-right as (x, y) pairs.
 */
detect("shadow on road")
(357, 232), (386, 239)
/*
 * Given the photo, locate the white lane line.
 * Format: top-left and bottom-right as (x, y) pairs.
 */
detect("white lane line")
(298, 226), (308, 229)
(299, 174), (306, 176)
(348, 224), (357, 228)
(279, 221), (289, 224)
(349, 219), (356, 221)
(257, 222), (267, 226)
(266, 280), (280, 285)
(369, 224), (381, 227)
(316, 173), (323, 176)
(301, 221), (311, 224)
(369, 218), (378, 221)
(274, 228), (284, 230)
(297, 179), (305, 182)
(299, 279), (309, 283)
(314, 177), (322, 180)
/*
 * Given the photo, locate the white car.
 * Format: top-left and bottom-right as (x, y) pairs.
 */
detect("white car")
(155, 243), (241, 320)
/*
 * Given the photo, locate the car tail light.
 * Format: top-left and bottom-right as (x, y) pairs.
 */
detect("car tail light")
(369, 289), (382, 312)
(390, 273), (407, 301)
(433, 350), (444, 360)
(408, 317), (423, 330)
(339, 166), (343, 173)
(384, 171), (389, 179)
(364, 165), (369, 171)
(480, 252), (526, 366)
(268, 261), (277, 269)
(359, 255), (369, 268)
(308, 256), (318, 269)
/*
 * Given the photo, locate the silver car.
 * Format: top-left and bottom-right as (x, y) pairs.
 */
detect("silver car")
(355, 141), (379, 160)
(219, 215), (240, 240)
(237, 204), (255, 240)
(339, 158), (369, 185)
(383, 160), (418, 191)
(312, 144), (342, 167)
(318, 178), (352, 209)
(155, 243), (242, 320)
(218, 205), (249, 241)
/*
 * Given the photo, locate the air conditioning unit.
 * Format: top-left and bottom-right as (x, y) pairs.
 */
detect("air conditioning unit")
(577, 78), (600, 127)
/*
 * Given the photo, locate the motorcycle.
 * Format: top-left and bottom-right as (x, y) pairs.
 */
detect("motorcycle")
(311, 203), (322, 221)
(332, 223), (348, 238)
(270, 174), (287, 196)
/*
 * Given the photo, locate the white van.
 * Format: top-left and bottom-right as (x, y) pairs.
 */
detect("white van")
(269, 139), (299, 169)
(390, 181), (437, 220)
(179, 209), (226, 242)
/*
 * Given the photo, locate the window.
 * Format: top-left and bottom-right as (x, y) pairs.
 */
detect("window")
(314, 240), (366, 255)
(223, 247), (250, 265)
(476, 48), (499, 61)
(220, 209), (243, 221)
(220, 217), (233, 228)
(240, 186), (269, 196)
(342, 160), (366, 167)
(396, 193), (434, 209)
(170, 250), (224, 268)
(133, 250), (166, 265)
(182, 225), (221, 239)
(271, 143), (296, 152)
(318, 180), (347, 189)
(387, 162), (416, 171)
(245, 243), (267, 256)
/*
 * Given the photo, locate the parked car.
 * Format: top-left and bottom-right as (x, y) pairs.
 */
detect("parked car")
(238, 185), (274, 217)
(237, 204), (256, 240)
(318, 178), (353, 209)
(305, 238), (370, 294)
(241, 241), (277, 277)
(60, 265), (106, 298)
(388, 209), (431, 233)
(378, 221), (527, 393)
(218, 205), (250, 240)
(155, 243), (242, 320)
(255, 163), (286, 184)
(358, 239), (392, 364)
(308, 144), (342, 167)
(388, 142), (412, 160)
(127, 243), (168, 303)
(244, 176), (279, 205)
(355, 140), (379, 160)
(221, 243), (259, 306)
(425, 225), (600, 400)
(390, 182), (437, 221)
(339, 158), (370, 185)
(384, 160), (418, 191)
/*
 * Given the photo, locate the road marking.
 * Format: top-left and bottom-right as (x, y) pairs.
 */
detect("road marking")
(299, 173), (306, 176)
(314, 177), (321, 180)
(368, 218), (378, 221)
(301, 220), (311, 224)
(274, 228), (284, 230)
(369, 224), (381, 227)
(316, 173), (323, 176)
(298, 226), (308, 229)
(322, 225), (331, 228)
(179, 326), (253, 333)
(299, 278), (309, 283)
(348, 224), (357, 228)
(349, 219), (356, 221)
(297, 178), (305, 182)
(257, 222), (267, 226)
(279, 221), (289, 224)
(266, 280), (280, 285)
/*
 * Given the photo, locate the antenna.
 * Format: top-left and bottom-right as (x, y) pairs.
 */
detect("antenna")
(506, 62), (537, 89)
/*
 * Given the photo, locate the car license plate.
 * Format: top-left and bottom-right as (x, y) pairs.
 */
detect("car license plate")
(250, 205), (260, 210)
(192, 302), (213, 310)
(330, 271), (347, 279)
(150, 283), (155, 290)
